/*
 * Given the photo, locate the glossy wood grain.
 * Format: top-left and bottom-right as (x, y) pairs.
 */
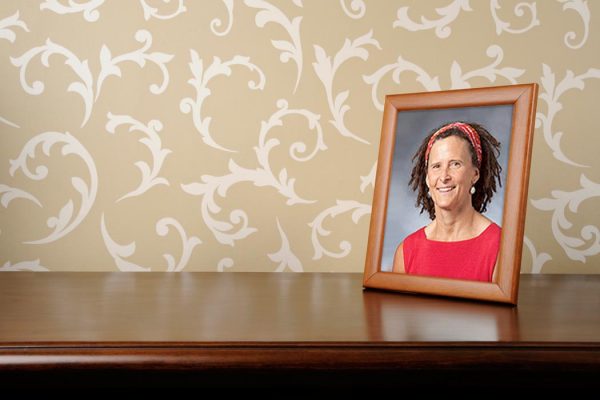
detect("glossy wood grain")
(0, 273), (598, 388)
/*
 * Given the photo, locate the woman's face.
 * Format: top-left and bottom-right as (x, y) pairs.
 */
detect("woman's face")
(426, 135), (479, 214)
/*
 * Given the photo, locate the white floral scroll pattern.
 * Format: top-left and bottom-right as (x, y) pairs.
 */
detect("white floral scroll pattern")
(245, 0), (303, 93)
(40, 0), (105, 22)
(0, 116), (20, 129)
(97, 30), (173, 100)
(450, 45), (525, 89)
(11, 31), (172, 127)
(1, 11), (27, 128)
(364, 45), (523, 110)
(182, 99), (324, 246)
(536, 64), (600, 167)
(340, 0), (366, 19)
(41, 0), (189, 22)
(11, 39), (94, 127)
(217, 257), (234, 272)
(101, 215), (201, 271)
(0, 184), (42, 208)
(105, 113), (171, 202)
(360, 163), (376, 194)
(9, 132), (98, 245)
(309, 200), (370, 260)
(393, 0), (472, 39)
(101, 214), (150, 271)
(156, 218), (202, 272)
(257, 99), (326, 163)
(268, 218), (303, 272)
(139, 0), (187, 20)
(0, 115), (19, 129)
(558, 0), (590, 49)
(363, 55), (441, 111)
(0, 260), (49, 272)
(313, 31), (381, 144)
(181, 161), (258, 246)
(531, 175), (600, 263)
(0, 11), (29, 42)
(490, 0), (540, 35)
(180, 50), (265, 152)
(211, 0), (234, 36)
(523, 236), (552, 274)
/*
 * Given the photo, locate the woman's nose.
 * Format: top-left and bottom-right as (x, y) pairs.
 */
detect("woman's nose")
(441, 166), (451, 180)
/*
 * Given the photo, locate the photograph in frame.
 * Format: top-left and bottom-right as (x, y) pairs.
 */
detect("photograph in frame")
(363, 84), (538, 305)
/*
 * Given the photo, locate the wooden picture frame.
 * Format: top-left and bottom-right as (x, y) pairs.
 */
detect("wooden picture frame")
(363, 84), (538, 305)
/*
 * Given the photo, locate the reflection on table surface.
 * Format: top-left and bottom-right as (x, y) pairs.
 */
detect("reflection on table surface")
(363, 289), (517, 342)
(363, 274), (600, 343)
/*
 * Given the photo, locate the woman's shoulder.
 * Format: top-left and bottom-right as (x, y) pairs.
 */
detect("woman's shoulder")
(484, 221), (501, 237)
(476, 214), (501, 235)
(488, 221), (501, 231)
(403, 226), (426, 245)
(473, 220), (501, 247)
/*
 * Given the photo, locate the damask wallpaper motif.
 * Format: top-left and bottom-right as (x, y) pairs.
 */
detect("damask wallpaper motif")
(0, 0), (598, 273)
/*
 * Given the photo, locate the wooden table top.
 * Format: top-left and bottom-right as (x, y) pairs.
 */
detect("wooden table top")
(1, 272), (599, 344)
(0, 273), (599, 388)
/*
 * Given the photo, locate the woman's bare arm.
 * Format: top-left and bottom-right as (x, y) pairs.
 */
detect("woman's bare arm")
(491, 260), (499, 282)
(392, 242), (406, 273)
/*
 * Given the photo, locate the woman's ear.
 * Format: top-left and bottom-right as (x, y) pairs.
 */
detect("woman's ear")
(472, 168), (480, 185)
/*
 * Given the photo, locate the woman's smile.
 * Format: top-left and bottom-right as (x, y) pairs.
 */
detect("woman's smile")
(436, 185), (456, 193)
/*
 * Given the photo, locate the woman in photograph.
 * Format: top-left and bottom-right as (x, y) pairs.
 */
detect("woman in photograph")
(392, 121), (502, 282)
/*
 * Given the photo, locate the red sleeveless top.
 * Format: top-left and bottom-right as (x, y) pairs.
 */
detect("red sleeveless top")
(402, 223), (501, 282)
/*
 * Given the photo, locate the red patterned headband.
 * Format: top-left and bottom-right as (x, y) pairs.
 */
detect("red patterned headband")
(425, 122), (482, 167)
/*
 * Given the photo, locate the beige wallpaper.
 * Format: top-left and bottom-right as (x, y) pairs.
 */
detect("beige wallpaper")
(0, 0), (598, 273)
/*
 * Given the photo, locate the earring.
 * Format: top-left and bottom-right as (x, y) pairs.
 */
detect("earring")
(470, 186), (476, 195)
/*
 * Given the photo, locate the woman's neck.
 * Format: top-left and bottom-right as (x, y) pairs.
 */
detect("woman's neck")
(427, 206), (484, 241)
